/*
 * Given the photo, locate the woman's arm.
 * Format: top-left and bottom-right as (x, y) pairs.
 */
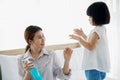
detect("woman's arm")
(62, 48), (72, 75)
(53, 49), (72, 79)
(23, 61), (33, 80)
(23, 72), (31, 80)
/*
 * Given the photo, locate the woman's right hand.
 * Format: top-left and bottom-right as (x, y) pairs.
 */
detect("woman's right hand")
(23, 61), (34, 71)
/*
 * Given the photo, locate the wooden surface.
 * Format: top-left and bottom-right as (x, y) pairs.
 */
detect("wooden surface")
(0, 42), (80, 55)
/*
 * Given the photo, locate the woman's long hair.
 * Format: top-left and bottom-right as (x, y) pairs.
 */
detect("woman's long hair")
(24, 25), (42, 52)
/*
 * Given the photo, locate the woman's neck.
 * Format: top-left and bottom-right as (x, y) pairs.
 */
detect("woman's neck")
(30, 47), (42, 59)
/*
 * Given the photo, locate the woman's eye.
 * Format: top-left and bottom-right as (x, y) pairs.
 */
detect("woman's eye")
(38, 36), (44, 39)
(38, 37), (42, 39)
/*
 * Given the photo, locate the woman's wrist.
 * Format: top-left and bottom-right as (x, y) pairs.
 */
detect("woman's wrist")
(64, 60), (70, 64)
(25, 71), (30, 75)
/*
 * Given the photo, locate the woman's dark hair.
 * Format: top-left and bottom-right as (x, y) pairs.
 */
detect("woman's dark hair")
(24, 25), (42, 52)
(87, 2), (110, 25)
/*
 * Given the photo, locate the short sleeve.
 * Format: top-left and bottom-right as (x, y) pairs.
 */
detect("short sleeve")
(93, 27), (103, 39)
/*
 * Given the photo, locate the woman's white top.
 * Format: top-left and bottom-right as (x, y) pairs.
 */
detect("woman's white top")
(81, 26), (110, 72)
(18, 48), (71, 80)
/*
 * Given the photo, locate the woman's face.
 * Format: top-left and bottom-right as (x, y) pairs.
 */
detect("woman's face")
(30, 30), (45, 49)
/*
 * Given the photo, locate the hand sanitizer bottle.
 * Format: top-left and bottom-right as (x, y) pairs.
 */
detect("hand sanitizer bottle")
(25, 58), (43, 80)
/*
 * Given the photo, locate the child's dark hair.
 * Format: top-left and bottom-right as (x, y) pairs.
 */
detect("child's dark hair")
(24, 25), (42, 52)
(87, 2), (110, 25)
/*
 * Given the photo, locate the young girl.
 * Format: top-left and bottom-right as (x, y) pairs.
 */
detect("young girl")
(18, 25), (73, 80)
(69, 2), (110, 80)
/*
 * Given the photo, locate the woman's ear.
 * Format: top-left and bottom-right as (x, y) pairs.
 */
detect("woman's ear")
(28, 39), (33, 45)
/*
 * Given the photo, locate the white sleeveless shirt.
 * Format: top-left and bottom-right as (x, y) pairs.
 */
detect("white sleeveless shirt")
(81, 26), (110, 72)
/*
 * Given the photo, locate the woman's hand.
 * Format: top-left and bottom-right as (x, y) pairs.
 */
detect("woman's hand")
(63, 47), (73, 63)
(63, 47), (73, 75)
(23, 61), (34, 71)
(23, 61), (34, 80)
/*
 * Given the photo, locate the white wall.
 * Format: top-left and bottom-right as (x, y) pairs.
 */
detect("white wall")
(0, 0), (91, 51)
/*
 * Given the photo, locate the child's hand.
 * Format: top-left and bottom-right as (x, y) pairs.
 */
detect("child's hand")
(63, 47), (73, 63)
(69, 34), (80, 41)
(74, 28), (84, 36)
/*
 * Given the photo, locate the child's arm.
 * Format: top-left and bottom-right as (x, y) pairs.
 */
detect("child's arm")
(69, 32), (99, 51)
(73, 28), (87, 40)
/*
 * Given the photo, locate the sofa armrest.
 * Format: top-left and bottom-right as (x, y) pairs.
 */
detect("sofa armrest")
(0, 65), (2, 80)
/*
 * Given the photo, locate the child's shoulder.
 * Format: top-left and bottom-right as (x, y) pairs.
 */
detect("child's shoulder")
(93, 26), (105, 32)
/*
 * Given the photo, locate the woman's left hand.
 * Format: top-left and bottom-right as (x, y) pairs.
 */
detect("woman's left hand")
(63, 47), (73, 63)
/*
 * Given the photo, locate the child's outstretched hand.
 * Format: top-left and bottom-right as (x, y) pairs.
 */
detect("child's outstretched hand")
(69, 34), (80, 41)
(63, 47), (73, 62)
(74, 28), (84, 36)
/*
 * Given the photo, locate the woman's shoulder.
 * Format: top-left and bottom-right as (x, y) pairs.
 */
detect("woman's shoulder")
(43, 48), (56, 56)
(17, 54), (25, 61)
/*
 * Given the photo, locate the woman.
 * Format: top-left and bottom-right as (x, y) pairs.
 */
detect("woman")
(18, 25), (73, 80)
